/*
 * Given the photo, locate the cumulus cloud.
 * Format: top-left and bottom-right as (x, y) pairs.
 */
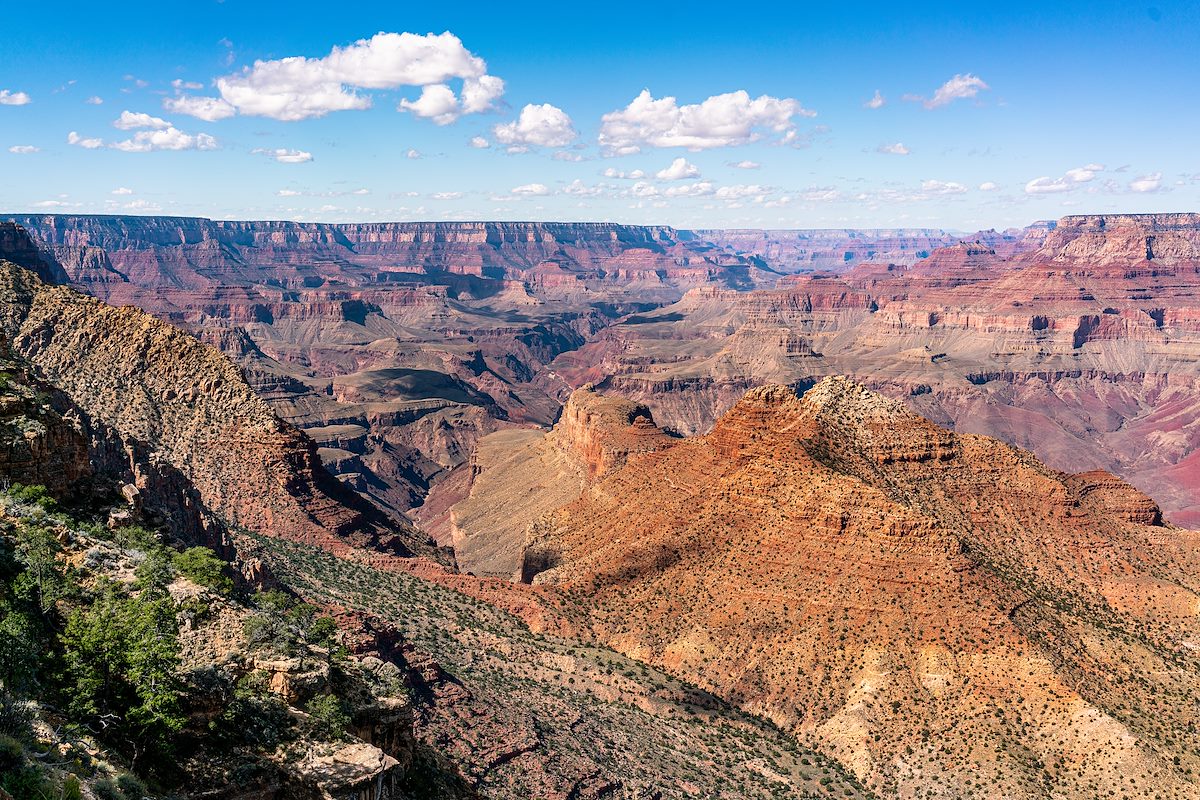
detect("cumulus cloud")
(114, 110), (172, 130)
(112, 128), (218, 152)
(191, 31), (504, 122)
(656, 157), (700, 180)
(562, 179), (605, 197)
(8, 145), (38, 154)
(729, 160), (760, 169)
(85, 96), (103, 105)
(663, 181), (715, 198)
(552, 150), (584, 162)
(111, 187), (134, 195)
(67, 132), (104, 149)
(253, 148), (313, 163)
(32, 199), (77, 208)
(598, 89), (815, 154)
(1024, 164), (1106, 194)
(0, 90), (31, 106)
(864, 90), (885, 109)
(431, 191), (463, 200)
(163, 94), (236, 121)
(469, 136), (490, 148)
(714, 184), (772, 199)
(276, 189), (302, 196)
(978, 181), (999, 191)
(510, 183), (549, 196)
(1130, 172), (1163, 193)
(493, 103), (576, 150)
(877, 142), (910, 155)
(920, 179), (968, 195)
(603, 167), (647, 179)
(908, 74), (989, 109)
(405, 148), (421, 159)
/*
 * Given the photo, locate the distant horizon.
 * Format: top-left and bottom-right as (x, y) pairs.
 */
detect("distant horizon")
(5, 209), (1198, 236)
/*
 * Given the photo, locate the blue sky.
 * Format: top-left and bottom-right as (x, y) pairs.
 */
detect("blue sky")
(1, 0), (1197, 230)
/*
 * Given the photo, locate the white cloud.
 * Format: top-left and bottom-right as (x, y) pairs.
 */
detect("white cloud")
(32, 199), (76, 208)
(1024, 176), (1073, 194)
(910, 74), (989, 109)
(510, 183), (549, 196)
(114, 110), (172, 130)
(431, 191), (463, 200)
(1130, 172), (1163, 193)
(877, 142), (910, 155)
(978, 181), (999, 191)
(1065, 163), (1104, 182)
(603, 167), (647, 179)
(8, 145), (38, 154)
(208, 31), (503, 122)
(493, 103), (577, 149)
(276, 189), (302, 196)
(655, 157), (700, 180)
(562, 179), (605, 197)
(405, 148), (421, 159)
(598, 89), (815, 154)
(469, 136), (490, 148)
(253, 147), (312, 163)
(865, 90), (885, 109)
(67, 131), (104, 149)
(85, 96), (103, 105)
(729, 160), (760, 169)
(714, 184), (772, 199)
(171, 79), (204, 91)
(398, 83), (460, 125)
(663, 181), (714, 198)
(111, 187), (134, 195)
(1024, 164), (1106, 194)
(163, 94), (236, 121)
(0, 90), (31, 106)
(104, 128), (218, 153)
(920, 179), (968, 195)
(552, 150), (583, 162)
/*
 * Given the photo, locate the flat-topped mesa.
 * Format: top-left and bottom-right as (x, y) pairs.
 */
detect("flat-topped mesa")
(11, 216), (682, 250)
(1035, 213), (1200, 266)
(548, 384), (674, 478)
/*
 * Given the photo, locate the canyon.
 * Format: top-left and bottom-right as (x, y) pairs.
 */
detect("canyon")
(4, 212), (1200, 798)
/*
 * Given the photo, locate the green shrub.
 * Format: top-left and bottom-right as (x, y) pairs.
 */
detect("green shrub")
(0, 731), (23, 771)
(304, 694), (351, 741)
(115, 772), (147, 799)
(173, 547), (233, 594)
(5, 483), (56, 512)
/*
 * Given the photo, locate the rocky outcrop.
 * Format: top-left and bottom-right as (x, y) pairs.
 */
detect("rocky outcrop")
(0, 346), (91, 496)
(518, 379), (1200, 799)
(0, 248), (429, 558)
(1038, 213), (1200, 266)
(448, 385), (675, 577)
